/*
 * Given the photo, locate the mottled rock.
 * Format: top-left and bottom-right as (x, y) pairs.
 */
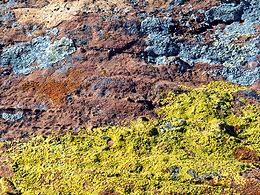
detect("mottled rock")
(170, 166), (182, 181)
(206, 2), (244, 23)
(0, 0), (259, 148)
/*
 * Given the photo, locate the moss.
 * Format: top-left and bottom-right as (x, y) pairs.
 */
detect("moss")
(0, 178), (17, 194)
(3, 81), (260, 194)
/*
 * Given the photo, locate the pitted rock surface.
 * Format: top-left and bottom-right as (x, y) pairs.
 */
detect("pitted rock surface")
(0, 0), (259, 141)
(1, 1), (260, 194)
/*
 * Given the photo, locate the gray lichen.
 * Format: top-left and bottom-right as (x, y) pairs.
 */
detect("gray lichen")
(1, 36), (51, 75)
(0, 0), (17, 10)
(46, 37), (76, 64)
(0, 36), (76, 75)
(177, 38), (260, 86)
(170, 0), (185, 6)
(221, 66), (260, 86)
(139, 1), (260, 85)
(205, 3), (244, 23)
(46, 28), (59, 35)
(0, 10), (15, 24)
(141, 17), (173, 35)
(141, 17), (180, 64)
(145, 33), (179, 62)
(2, 111), (23, 122)
(177, 41), (258, 67)
(241, 0), (260, 24)
(223, 21), (256, 37)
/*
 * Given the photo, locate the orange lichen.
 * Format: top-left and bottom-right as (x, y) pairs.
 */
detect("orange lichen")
(233, 147), (260, 164)
(102, 32), (112, 40)
(21, 68), (82, 104)
(37, 80), (74, 103)
(21, 81), (39, 93)
(99, 69), (107, 77)
(233, 125), (243, 135)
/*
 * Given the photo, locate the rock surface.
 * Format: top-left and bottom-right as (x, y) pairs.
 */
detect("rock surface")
(1, 0), (260, 194)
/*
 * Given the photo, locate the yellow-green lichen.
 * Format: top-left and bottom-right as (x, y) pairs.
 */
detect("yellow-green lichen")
(2, 81), (260, 194)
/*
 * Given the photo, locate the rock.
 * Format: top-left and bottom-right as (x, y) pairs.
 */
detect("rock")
(145, 33), (179, 62)
(187, 168), (200, 180)
(241, 167), (260, 182)
(12, 0), (132, 28)
(2, 111), (23, 122)
(205, 2), (244, 23)
(187, 169), (224, 181)
(170, 166), (182, 181)
(0, 0), (259, 150)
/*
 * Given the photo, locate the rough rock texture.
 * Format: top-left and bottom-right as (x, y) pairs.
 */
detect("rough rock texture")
(1, 0), (260, 194)
(0, 0), (227, 140)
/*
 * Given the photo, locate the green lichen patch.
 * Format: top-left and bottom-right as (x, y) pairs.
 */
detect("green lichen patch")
(2, 81), (260, 194)
(46, 37), (76, 64)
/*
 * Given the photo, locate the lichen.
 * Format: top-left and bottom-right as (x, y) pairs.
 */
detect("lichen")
(2, 81), (260, 194)
(0, 178), (17, 194)
(2, 111), (23, 122)
(21, 68), (82, 104)
(46, 37), (76, 64)
(0, 36), (76, 75)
